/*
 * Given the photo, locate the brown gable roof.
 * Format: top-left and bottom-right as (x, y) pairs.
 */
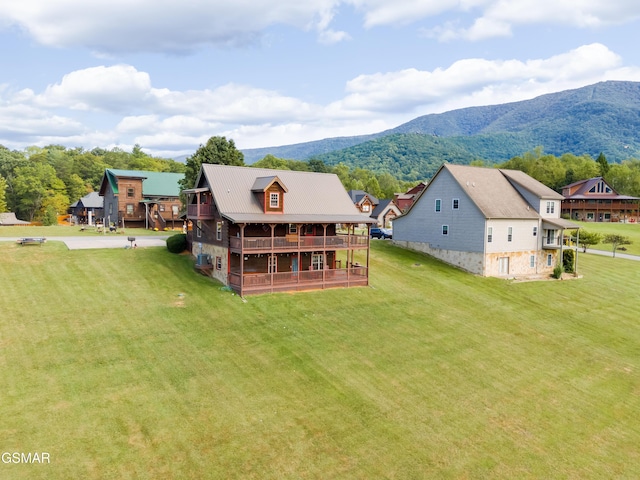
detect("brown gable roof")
(435, 164), (541, 219)
(499, 168), (564, 200)
(196, 164), (374, 224)
(251, 175), (289, 193)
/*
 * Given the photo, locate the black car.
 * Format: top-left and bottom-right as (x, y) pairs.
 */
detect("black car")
(370, 227), (392, 239)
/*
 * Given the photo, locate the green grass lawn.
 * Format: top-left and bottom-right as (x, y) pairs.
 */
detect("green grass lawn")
(572, 221), (640, 255)
(1, 241), (640, 479)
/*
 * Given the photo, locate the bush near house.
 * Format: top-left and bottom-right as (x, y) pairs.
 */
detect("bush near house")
(166, 233), (187, 253)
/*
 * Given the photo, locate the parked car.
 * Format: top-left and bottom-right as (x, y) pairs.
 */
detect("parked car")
(370, 227), (392, 239)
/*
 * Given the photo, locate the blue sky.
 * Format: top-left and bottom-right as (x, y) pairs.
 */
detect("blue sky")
(1, 1), (640, 159)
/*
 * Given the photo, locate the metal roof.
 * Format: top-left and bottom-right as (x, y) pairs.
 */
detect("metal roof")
(198, 164), (375, 224)
(100, 169), (184, 197)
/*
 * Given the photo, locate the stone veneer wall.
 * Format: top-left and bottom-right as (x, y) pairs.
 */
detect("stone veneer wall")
(394, 241), (560, 278)
(394, 240), (484, 275)
(193, 242), (228, 285)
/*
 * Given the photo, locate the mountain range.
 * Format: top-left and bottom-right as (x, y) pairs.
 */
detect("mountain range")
(241, 80), (640, 181)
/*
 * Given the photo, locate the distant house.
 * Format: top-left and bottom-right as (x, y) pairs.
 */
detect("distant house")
(347, 190), (401, 228)
(183, 165), (375, 296)
(98, 169), (183, 229)
(561, 177), (640, 223)
(68, 191), (104, 225)
(371, 199), (401, 228)
(348, 190), (378, 215)
(393, 164), (578, 277)
(394, 182), (427, 212)
(0, 212), (30, 226)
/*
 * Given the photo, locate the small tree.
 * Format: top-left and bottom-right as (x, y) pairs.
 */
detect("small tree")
(570, 229), (602, 253)
(602, 234), (632, 258)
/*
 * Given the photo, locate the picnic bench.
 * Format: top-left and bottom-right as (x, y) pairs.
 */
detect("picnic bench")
(17, 237), (46, 246)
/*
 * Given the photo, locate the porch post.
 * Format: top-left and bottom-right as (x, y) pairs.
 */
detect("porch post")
(322, 225), (328, 286)
(240, 224), (245, 296)
(270, 224), (276, 288)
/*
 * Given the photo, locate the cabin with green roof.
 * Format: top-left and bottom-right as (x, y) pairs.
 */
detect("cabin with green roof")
(98, 169), (184, 229)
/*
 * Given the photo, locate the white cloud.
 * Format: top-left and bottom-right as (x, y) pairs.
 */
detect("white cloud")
(1, 43), (640, 155)
(37, 65), (152, 111)
(0, 0), (346, 52)
(2, 0), (640, 54)
(334, 44), (635, 115)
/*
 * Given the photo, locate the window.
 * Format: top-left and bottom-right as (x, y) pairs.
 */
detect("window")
(546, 201), (555, 214)
(547, 254), (552, 266)
(442, 225), (449, 236)
(311, 254), (324, 270)
(159, 204), (165, 212)
(127, 187), (134, 198)
(533, 226), (538, 237)
(172, 205), (179, 215)
(452, 198), (459, 210)
(196, 221), (202, 238)
(126, 204), (134, 215)
(508, 227), (513, 242)
(216, 256), (222, 270)
(435, 199), (441, 212)
(288, 224), (297, 234)
(109, 203), (113, 215)
(270, 193), (279, 208)
(530, 255), (535, 268)
(216, 221), (222, 241)
(487, 227), (493, 243)
(362, 204), (370, 212)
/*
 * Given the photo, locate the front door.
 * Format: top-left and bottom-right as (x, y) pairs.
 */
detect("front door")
(268, 255), (277, 274)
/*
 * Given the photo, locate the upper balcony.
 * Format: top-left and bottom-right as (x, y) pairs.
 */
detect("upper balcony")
(230, 234), (369, 253)
(187, 203), (215, 219)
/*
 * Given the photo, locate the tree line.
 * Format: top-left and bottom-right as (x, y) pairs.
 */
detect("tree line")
(3, 137), (640, 225)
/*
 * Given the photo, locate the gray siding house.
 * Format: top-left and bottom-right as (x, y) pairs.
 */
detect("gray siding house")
(393, 164), (578, 277)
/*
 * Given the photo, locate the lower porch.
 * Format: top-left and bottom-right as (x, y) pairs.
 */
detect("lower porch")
(229, 266), (368, 295)
(228, 248), (369, 295)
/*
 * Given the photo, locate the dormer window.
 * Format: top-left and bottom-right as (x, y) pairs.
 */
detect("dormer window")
(252, 175), (288, 214)
(362, 204), (370, 212)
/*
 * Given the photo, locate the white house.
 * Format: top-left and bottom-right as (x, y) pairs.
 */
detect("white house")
(392, 164), (578, 277)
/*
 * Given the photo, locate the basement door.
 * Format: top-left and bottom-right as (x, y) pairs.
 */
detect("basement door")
(498, 257), (509, 275)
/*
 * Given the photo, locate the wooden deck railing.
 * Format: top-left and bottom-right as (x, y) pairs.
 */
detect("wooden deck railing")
(230, 234), (368, 252)
(228, 267), (368, 294)
(187, 203), (215, 218)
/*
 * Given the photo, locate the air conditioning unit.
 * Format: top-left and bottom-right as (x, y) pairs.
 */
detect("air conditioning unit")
(196, 253), (211, 266)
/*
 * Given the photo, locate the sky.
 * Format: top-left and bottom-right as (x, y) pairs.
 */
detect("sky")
(1, 1), (640, 160)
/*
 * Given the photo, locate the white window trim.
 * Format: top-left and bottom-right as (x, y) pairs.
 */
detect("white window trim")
(435, 199), (441, 212)
(442, 225), (449, 236)
(452, 198), (459, 210)
(216, 221), (222, 241)
(270, 192), (280, 208)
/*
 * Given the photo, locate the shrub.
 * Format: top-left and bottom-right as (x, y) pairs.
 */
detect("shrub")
(166, 233), (187, 253)
(552, 264), (564, 279)
(562, 249), (575, 273)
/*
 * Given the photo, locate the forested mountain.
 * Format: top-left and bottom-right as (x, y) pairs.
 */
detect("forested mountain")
(242, 80), (640, 179)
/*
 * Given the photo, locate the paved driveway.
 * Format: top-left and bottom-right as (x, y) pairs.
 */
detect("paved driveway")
(1, 236), (170, 250)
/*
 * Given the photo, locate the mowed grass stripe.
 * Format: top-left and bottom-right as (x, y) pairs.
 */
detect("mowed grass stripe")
(1, 241), (640, 478)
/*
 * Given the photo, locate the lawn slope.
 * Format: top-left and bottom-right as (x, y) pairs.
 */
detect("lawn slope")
(1, 241), (639, 479)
